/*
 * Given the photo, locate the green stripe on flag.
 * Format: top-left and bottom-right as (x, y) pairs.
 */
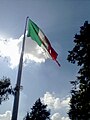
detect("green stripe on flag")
(27, 19), (42, 46)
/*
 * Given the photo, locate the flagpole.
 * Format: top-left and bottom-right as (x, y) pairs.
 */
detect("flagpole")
(11, 16), (29, 120)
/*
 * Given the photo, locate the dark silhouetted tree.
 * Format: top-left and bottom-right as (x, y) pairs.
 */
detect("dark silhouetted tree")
(67, 21), (90, 119)
(0, 76), (13, 104)
(24, 98), (50, 120)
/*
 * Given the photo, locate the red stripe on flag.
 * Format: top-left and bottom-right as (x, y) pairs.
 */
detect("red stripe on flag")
(48, 46), (58, 60)
(44, 36), (58, 60)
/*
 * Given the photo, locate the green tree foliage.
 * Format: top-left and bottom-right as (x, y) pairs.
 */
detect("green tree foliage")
(67, 21), (90, 119)
(0, 77), (12, 104)
(24, 98), (50, 120)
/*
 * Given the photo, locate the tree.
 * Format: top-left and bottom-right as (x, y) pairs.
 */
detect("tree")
(0, 76), (13, 104)
(24, 98), (50, 120)
(67, 21), (90, 119)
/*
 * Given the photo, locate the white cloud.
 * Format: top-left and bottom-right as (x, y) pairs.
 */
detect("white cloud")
(0, 37), (21, 68)
(51, 113), (70, 120)
(41, 92), (55, 109)
(51, 113), (61, 120)
(41, 92), (70, 120)
(0, 111), (11, 120)
(54, 98), (61, 109)
(41, 92), (70, 110)
(0, 35), (49, 69)
(61, 97), (70, 108)
(24, 37), (49, 63)
(61, 116), (70, 120)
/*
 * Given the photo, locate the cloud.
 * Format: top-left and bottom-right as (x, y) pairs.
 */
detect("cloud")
(61, 97), (70, 109)
(51, 113), (61, 120)
(41, 92), (70, 120)
(41, 92), (70, 110)
(61, 116), (70, 120)
(0, 37), (21, 68)
(51, 113), (69, 120)
(41, 92), (55, 109)
(0, 111), (11, 120)
(0, 35), (49, 69)
(24, 37), (49, 63)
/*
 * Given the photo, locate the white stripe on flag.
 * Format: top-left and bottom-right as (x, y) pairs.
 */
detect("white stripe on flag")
(41, 44), (52, 59)
(38, 30), (49, 48)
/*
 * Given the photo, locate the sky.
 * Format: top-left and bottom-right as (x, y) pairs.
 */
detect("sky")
(0, 0), (90, 120)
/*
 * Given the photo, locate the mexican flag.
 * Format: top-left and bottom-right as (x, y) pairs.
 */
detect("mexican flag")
(27, 19), (60, 66)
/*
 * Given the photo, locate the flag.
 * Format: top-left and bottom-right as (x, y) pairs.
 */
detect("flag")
(27, 19), (60, 66)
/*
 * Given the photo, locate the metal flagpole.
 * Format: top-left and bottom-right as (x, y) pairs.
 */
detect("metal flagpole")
(11, 16), (29, 120)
